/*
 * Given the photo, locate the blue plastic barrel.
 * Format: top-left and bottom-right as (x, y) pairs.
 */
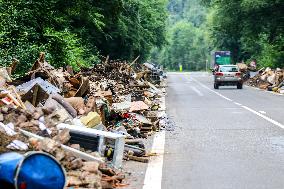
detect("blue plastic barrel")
(0, 151), (66, 189)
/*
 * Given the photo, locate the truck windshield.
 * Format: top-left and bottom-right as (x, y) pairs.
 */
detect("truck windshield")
(219, 66), (238, 72)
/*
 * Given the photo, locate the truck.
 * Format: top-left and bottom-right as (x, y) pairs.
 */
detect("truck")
(212, 51), (231, 67)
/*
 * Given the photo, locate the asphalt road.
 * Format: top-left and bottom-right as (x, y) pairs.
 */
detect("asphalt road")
(163, 72), (284, 189)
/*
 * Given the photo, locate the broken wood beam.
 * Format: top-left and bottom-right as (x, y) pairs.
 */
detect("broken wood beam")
(129, 56), (140, 67)
(125, 154), (149, 163)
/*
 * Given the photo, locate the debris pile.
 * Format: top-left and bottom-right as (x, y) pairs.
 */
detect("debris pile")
(246, 68), (284, 93)
(0, 52), (167, 188)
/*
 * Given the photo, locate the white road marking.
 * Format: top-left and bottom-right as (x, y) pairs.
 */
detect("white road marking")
(242, 105), (284, 129)
(259, 111), (266, 114)
(187, 74), (284, 130)
(190, 86), (204, 96)
(143, 130), (166, 189)
(189, 77), (233, 101)
(234, 102), (242, 106)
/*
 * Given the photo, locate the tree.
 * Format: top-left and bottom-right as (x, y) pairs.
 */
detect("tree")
(0, 0), (168, 75)
(205, 0), (284, 67)
(151, 0), (210, 71)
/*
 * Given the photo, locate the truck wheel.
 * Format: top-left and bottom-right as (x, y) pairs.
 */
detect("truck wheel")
(214, 83), (219, 89)
(237, 83), (243, 89)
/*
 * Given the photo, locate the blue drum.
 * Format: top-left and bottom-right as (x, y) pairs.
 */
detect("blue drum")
(0, 151), (66, 189)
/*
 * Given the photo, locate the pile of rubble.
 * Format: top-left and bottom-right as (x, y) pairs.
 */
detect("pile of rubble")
(0, 53), (167, 188)
(246, 67), (284, 93)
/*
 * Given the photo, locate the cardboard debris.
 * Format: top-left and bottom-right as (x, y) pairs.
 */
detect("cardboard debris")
(0, 67), (12, 87)
(130, 101), (149, 112)
(237, 63), (248, 72)
(80, 111), (101, 128)
(64, 97), (85, 115)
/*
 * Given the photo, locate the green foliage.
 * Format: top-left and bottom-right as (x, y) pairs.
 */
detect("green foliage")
(153, 0), (283, 70)
(255, 34), (284, 68)
(95, 0), (168, 61)
(0, 0), (103, 74)
(152, 0), (210, 71)
(206, 0), (284, 67)
(0, 0), (167, 75)
(43, 28), (95, 70)
(158, 21), (208, 70)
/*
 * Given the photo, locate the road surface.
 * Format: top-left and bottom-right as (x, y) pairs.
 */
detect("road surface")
(161, 72), (284, 189)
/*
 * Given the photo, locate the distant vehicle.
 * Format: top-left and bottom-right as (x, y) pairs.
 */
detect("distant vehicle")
(214, 65), (243, 89)
(212, 51), (231, 66)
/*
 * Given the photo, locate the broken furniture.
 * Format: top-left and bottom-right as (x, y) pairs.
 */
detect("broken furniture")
(57, 124), (125, 168)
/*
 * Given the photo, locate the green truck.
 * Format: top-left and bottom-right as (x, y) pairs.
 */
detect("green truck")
(212, 51), (231, 66)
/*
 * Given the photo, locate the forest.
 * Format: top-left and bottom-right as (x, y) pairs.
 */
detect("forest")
(153, 0), (284, 71)
(0, 0), (167, 74)
(0, 0), (283, 73)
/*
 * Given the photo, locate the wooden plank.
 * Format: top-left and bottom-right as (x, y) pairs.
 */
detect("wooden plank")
(32, 85), (39, 106)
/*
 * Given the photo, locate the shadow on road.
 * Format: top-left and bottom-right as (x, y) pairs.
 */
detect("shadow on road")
(215, 87), (240, 90)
